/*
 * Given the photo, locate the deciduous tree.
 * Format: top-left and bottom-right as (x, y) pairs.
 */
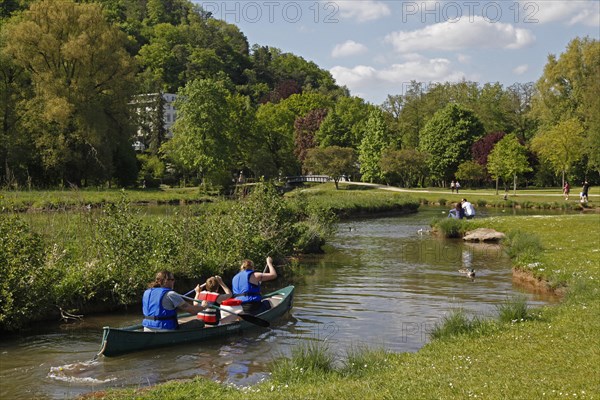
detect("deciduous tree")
(418, 103), (484, 185)
(4, 0), (137, 186)
(160, 78), (233, 185)
(359, 109), (390, 183)
(487, 134), (531, 195)
(294, 108), (328, 165)
(379, 148), (429, 188)
(532, 37), (600, 176)
(531, 118), (585, 187)
(303, 146), (357, 189)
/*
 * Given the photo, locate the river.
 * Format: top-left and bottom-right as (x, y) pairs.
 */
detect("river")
(0, 207), (559, 399)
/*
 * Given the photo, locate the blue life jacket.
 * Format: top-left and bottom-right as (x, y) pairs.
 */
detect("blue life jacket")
(232, 270), (262, 303)
(142, 287), (178, 330)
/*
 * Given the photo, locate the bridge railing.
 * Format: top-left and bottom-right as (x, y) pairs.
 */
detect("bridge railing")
(283, 175), (331, 184)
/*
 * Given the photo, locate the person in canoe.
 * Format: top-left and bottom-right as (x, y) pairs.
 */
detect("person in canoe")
(232, 256), (277, 315)
(194, 275), (232, 325)
(142, 271), (207, 331)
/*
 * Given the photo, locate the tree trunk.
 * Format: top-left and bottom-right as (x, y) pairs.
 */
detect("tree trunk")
(513, 174), (517, 196)
(495, 177), (499, 195)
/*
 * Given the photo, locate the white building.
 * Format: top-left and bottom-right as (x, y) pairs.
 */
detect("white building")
(131, 93), (178, 152)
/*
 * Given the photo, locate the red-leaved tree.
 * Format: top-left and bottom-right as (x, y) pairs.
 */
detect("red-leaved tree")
(294, 108), (328, 167)
(471, 131), (506, 166)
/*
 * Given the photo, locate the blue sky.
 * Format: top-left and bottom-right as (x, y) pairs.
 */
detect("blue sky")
(195, 1), (600, 104)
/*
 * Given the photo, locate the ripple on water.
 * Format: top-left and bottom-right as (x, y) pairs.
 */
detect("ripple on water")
(48, 360), (117, 385)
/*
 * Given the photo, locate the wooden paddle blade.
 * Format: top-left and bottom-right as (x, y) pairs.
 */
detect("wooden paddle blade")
(239, 313), (270, 327)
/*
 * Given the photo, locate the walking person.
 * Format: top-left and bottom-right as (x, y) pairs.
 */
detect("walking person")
(580, 180), (591, 203)
(455, 180), (461, 194)
(450, 180), (456, 193)
(563, 181), (570, 200)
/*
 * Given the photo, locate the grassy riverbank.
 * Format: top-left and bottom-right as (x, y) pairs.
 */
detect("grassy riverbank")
(325, 182), (597, 211)
(1, 182), (596, 212)
(0, 186), (210, 212)
(89, 212), (600, 400)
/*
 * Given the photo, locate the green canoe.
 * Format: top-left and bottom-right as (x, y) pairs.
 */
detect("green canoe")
(96, 285), (294, 357)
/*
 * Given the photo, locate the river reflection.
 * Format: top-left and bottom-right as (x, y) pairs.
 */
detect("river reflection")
(0, 208), (558, 399)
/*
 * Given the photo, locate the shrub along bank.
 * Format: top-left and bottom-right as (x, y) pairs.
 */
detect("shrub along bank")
(89, 213), (599, 400)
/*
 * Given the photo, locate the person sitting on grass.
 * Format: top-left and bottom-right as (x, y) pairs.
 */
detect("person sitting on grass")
(448, 202), (465, 219)
(461, 198), (476, 219)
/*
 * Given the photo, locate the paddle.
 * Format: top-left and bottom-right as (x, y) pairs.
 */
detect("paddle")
(183, 282), (206, 297)
(180, 294), (270, 328)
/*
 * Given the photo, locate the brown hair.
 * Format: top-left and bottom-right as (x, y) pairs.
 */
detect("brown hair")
(149, 270), (173, 288)
(240, 259), (254, 271)
(205, 276), (218, 292)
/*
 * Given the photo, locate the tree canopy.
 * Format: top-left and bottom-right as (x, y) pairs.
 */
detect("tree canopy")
(487, 134), (531, 194)
(303, 146), (357, 189)
(418, 103), (484, 183)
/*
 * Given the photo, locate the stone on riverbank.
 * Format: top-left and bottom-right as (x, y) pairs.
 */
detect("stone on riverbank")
(463, 228), (506, 242)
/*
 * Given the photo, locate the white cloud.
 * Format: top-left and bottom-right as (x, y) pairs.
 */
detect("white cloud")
(521, 1), (600, 27)
(332, 40), (368, 58)
(385, 17), (535, 52)
(513, 64), (529, 75)
(334, 0), (391, 22)
(457, 54), (471, 64)
(330, 56), (466, 91)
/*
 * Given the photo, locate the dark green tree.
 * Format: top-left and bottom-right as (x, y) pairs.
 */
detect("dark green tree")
(379, 148), (429, 188)
(160, 78), (234, 186)
(418, 103), (484, 185)
(317, 96), (373, 148)
(359, 109), (391, 183)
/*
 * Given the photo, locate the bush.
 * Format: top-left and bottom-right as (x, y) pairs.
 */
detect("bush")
(476, 199), (487, 207)
(89, 197), (156, 305)
(0, 216), (55, 330)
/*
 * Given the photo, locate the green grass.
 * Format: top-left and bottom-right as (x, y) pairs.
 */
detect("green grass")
(285, 184), (420, 218)
(0, 186), (211, 211)
(429, 309), (492, 340)
(496, 295), (534, 324)
(1, 182), (596, 212)
(91, 212), (600, 400)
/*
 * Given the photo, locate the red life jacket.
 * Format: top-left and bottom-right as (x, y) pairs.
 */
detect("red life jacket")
(196, 291), (220, 325)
